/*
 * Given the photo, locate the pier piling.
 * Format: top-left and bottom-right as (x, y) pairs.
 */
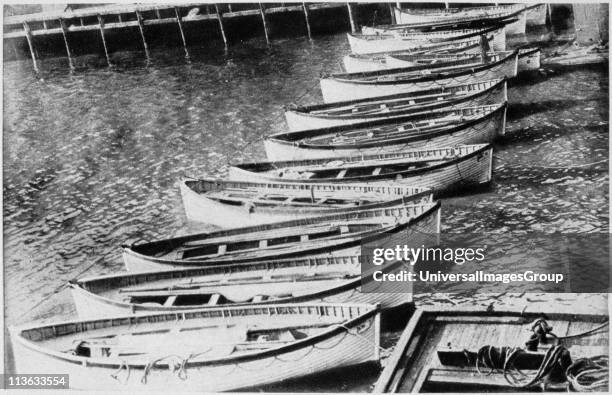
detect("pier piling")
(174, 7), (190, 60)
(347, 3), (357, 34)
(4, 2), (374, 70)
(389, 4), (396, 24)
(259, 3), (271, 45)
(572, 4), (609, 45)
(215, 4), (228, 50)
(135, 11), (151, 62)
(303, 3), (312, 40)
(59, 18), (75, 71)
(96, 15), (113, 67)
(22, 22), (39, 74)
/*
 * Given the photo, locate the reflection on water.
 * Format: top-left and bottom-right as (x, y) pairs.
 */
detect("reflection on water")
(3, 30), (608, 391)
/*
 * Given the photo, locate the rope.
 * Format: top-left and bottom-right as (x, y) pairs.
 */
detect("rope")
(110, 360), (131, 385)
(338, 324), (392, 357)
(473, 344), (571, 388)
(566, 355), (609, 392)
(556, 321), (609, 340)
(141, 355), (183, 384)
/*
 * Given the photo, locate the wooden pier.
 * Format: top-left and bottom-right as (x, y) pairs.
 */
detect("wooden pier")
(3, 2), (372, 73)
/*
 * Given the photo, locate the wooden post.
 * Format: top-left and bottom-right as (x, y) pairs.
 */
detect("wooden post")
(59, 19), (75, 71)
(11, 40), (19, 61)
(135, 10), (151, 61)
(572, 4), (609, 45)
(174, 7), (190, 59)
(389, 3), (396, 24)
(347, 3), (357, 33)
(97, 15), (112, 67)
(214, 4), (228, 49)
(302, 2), (312, 40)
(259, 3), (270, 45)
(22, 22), (39, 74)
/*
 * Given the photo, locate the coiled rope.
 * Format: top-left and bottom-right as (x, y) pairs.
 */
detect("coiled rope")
(566, 355), (609, 392)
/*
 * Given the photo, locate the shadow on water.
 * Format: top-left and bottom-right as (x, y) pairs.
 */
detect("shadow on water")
(506, 99), (591, 121)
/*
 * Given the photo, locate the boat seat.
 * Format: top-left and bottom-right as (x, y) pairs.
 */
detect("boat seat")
(208, 294), (221, 306)
(164, 295), (177, 306)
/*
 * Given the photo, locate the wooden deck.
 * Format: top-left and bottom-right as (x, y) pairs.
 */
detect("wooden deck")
(4, 2), (375, 73)
(375, 306), (609, 392)
(3, 3), (360, 39)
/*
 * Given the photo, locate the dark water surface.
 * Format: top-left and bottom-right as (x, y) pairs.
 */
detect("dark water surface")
(3, 31), (609, 391)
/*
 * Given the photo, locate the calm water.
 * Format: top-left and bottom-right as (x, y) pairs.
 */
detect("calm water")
(3, 30), (609, 391)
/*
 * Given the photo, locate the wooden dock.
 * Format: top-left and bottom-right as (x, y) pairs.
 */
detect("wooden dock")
(4, 2), (373, 73)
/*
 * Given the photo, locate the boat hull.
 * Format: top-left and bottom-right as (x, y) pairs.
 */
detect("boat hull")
(285, 80), (506, 132)
(230, 147), (493, 192)
(123, 203), (441, 272)
(343, 46), (481, 73)
(383, 49), (539, 73)
(70, 280), (414, 320)
(268, 106), (505, 161)
(180, 180), (431, 227)
(394, 6), (526, 35)
(320, 54), (517, 103)
(347, 27), (506, 55)
(11, 305), (380, 392)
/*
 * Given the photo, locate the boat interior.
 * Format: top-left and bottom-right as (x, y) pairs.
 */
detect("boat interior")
(299, 105), (499, 147)
(89, 271), (357, 307)
(19, 305), (369, 363)
(377, 309), (609, 392)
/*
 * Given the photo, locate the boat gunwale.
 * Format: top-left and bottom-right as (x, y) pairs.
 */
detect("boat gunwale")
(348, 23), (505, 43)
(11, 303), (380, 370)
(288, 79), (505, 113)
(270, 103), (506, 150)
(182, 183), (434, 217)
(362, 14), (516, 32)
(233, 144), (492, 182)
(70, 259), (408, 313)
(182, 178), (431, 198)
(122, 201), (442, 266)
(395, 4), (527, 20)
(327, 51), (518, 85)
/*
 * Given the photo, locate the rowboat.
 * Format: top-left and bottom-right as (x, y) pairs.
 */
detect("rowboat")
(361, 17), (518, 36)
(10, 303), (381, 391)
(230, 144), (493, 193)
(344, 48), (539, 74)
(122, 201), (441, 272)
(69, 256), (414, 319)
(347, 25), (506, 55)
(385, 48), (541, 73)
(343, 38), (488, 73)
(269, 104), (506, 161)
(393, 5), (528, 35)
(179, 178), (432, 226)
(374, 306), (609, 392)
(320, 51), (518, 103)
(285, 79), (507, 132)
